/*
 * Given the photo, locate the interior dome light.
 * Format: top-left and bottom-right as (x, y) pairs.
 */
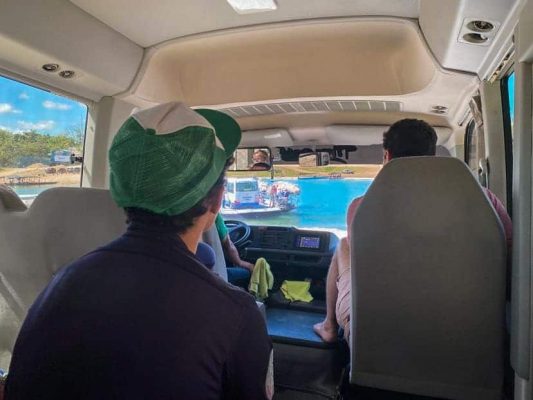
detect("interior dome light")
(226, 0), (277, 14)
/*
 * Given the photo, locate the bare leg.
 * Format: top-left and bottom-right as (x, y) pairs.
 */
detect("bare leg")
(313, 250), (340, 342)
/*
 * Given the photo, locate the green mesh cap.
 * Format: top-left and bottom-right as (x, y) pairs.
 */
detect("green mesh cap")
(109, 102), (241, 216)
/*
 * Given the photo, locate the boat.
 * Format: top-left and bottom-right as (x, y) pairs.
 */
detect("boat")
(222, 178), (299, 216)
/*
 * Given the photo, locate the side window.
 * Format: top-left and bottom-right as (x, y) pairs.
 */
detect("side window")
(0, 75), (87, 206)
(503, 72), (515, 137)
(464, 119), (487, 185)
(501, 70), (514, 216)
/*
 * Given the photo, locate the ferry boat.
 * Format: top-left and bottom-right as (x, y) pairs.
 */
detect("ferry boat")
(221, 178), (299, 217)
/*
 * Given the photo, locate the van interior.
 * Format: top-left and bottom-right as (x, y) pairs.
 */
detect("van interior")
(1, 0), (533, 399)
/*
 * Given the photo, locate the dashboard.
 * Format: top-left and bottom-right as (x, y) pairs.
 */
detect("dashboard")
(243, 226), (339, 270)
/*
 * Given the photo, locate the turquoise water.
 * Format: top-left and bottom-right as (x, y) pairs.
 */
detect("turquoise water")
(222, 178), (373, 232)
(11, 184), (78, 199)
(11, 178), (373, 233)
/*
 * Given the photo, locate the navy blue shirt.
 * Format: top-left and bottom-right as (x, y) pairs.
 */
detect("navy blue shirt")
(6, 219), (272, 400)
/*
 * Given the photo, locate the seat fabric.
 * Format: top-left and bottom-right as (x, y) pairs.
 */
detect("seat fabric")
(349, 157), (506, 400)
(0, 187), (227, 370)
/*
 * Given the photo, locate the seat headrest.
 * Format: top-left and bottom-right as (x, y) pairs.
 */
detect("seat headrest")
(353, 156), (503, 237)
(0, 185), (27, 212)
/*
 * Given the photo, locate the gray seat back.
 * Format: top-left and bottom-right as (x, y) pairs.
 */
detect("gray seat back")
(0, 187), (227, 370)
(0, 185), (27, 212)
(0, 188), (126, 319)
(350, 157), (506, 400)
(202, 224), (228, 282)
(0, 188), (126, 370)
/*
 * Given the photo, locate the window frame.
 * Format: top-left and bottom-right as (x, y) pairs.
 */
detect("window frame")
(464, 118), (476, 166)
(0, 72), (89, 192)
(501, 69), (515, 217)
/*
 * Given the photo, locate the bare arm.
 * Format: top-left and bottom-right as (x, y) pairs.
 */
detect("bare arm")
(222, 236), (254, 271)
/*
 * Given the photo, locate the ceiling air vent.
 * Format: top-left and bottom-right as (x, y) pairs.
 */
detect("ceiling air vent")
(220, 100), (402, 118)
(458, 18), (500, 47)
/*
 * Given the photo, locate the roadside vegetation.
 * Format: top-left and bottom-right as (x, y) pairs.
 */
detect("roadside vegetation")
(0, 128), (82, 168)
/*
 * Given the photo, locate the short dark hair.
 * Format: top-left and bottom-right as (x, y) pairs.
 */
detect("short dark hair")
(383, 119), (437, 159)
(125, 159), (232, 234)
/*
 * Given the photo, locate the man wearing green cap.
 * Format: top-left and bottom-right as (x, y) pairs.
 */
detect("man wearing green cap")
(5, 102), (273, 400)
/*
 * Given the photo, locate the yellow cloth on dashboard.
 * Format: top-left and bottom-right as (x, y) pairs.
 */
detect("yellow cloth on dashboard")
(248, 258), (274, 301)
(280, 280), (313, 303)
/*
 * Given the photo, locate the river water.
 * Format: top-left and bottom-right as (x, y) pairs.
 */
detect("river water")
(221, 178), (373, 235)
(11, 178), (374, 235)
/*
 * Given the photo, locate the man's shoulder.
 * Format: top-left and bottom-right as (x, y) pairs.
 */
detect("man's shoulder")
(80, 239), (257, 309)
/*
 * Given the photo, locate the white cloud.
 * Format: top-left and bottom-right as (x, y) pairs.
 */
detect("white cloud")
(0, 103), (14, 113)
(43, 100), (72, 110)
(19, 92), (30, 100)
(0, 103), (21, 114)
(17, 120), (55, 131)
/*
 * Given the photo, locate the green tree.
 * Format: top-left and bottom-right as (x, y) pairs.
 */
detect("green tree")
(0, 129), (79, 168)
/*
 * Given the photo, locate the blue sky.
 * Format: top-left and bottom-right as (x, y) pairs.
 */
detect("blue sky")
(0, 75), (87, 135)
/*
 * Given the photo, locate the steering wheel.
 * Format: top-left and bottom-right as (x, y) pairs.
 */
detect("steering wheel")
(224, 220), (252, 248)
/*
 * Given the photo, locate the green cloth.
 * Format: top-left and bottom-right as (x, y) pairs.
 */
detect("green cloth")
(109, 102), (241, 216)
(248, 258), (274, 301)
(215, 214), (228, 241)
(280, 281), (313, 303)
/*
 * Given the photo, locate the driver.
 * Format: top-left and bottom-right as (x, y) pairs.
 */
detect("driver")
(5, 102), (273, 400)
(214, 213), (255, 288)
(251, 149), (271, 171)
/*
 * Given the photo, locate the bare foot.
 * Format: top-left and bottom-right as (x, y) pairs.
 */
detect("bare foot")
(313, 320), (338, 343)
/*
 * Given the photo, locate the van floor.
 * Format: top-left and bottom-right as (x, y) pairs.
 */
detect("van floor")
(267, 308), (443, 400)
(273, 386), (441, 400)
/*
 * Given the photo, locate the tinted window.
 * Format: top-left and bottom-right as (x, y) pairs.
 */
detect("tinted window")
(508, 72), (515, 134)
(236, 181), (258, 192)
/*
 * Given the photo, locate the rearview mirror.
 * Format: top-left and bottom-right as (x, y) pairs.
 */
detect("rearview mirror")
(298, 152), (330, 167)
(231, 148), (272, 171)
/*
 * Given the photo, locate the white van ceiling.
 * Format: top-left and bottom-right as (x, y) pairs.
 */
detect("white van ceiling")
(0, 0), (524, 144)
(69, 0), (420, 47)
(70, 0), (521, 77)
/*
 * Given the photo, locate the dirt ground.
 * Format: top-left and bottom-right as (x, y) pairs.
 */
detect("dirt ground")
(0, 164), (81, 185)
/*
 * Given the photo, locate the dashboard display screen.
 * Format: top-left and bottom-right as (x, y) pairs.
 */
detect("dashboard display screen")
(297, 236), (321, 249)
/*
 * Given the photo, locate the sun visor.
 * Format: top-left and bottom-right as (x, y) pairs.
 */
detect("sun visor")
(326, 125), (452, 146)
(240, 129), (294, 148)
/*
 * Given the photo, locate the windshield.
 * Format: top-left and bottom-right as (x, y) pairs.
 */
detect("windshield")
(222, 153), (381, 237)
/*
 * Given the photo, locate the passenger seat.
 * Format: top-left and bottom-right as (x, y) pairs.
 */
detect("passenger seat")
(0, 187), (228, 370)
(349, 157), (507, 400)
